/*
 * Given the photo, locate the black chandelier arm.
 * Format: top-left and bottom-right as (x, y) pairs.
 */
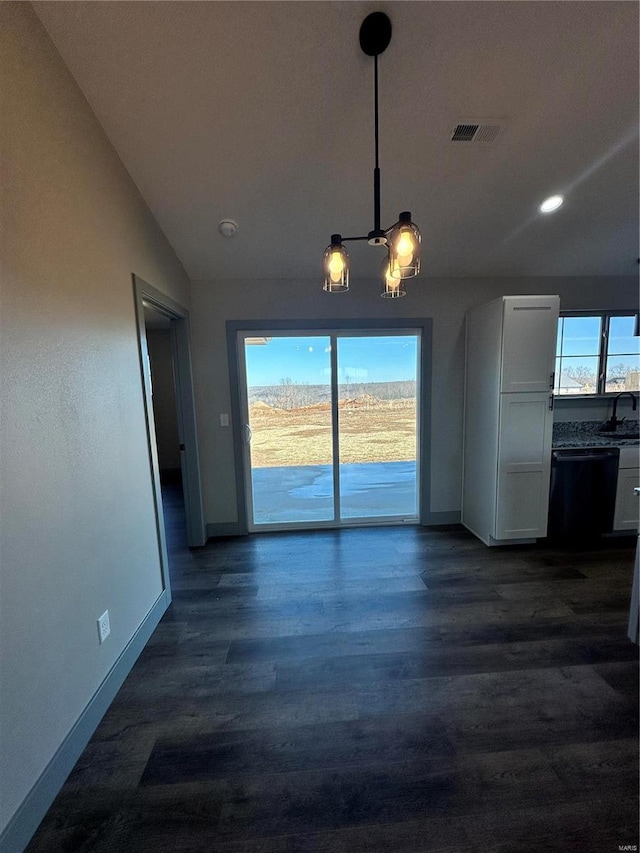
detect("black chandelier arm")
(331, 214), (406, 246)
(350, 222), (398, 239)
(337, 235), (371, 243)
(332, 227), (399, 245)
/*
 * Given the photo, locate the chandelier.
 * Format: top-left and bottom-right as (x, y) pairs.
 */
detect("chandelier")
(323, 12), (421, 299)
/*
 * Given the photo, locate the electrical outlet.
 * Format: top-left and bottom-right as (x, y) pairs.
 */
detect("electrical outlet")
(220, 413), (229, 427)
(97, 610), (110, 644)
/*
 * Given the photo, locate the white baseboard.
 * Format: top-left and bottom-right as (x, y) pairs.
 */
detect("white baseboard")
(422, 510), (461, 526)
(206, 521), (247, 538)
(0, 590), (169, 853)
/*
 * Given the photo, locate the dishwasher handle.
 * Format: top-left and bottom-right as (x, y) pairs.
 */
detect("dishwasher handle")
(552, 450), (619, 463)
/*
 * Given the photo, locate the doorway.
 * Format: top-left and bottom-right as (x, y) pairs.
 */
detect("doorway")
(143, 304), (186, 555)
(133, 276), (205, 596)
(237, 328), (421, 531)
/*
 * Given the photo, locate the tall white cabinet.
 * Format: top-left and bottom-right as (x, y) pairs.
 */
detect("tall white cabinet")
(462, 295), (560, 546)
(613, 447), (640, 532)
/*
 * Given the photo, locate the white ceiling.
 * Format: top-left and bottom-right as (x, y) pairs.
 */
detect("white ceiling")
(34, 1), (639, 281)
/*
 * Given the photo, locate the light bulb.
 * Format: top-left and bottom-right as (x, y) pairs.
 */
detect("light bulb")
(323, 236), (349, 293)
(329, 251), (345, 283)
(381, 257), (406, 297)
(394, 230), (415, 271)
(396, 230), (415, 257)
(388, 214), (421, 280)
(387, 258), (401, 285)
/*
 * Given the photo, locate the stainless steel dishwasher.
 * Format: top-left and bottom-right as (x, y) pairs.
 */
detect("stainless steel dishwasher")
(547, 447), (620, 539)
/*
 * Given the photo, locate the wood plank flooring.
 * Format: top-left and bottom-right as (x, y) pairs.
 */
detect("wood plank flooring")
(26, 486), (639, 852)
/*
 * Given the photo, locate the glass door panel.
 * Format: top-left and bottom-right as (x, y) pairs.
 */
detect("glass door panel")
(243, 335), (334, 526)
(337, 335), (419, 521)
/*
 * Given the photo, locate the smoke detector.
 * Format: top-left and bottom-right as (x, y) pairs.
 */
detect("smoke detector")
(218, 219), (238, 238)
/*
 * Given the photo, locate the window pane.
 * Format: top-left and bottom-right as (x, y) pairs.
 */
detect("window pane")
(608, 316), (640, 356)
(556, 356), (599, 394)
(554, 356), (561, 392)
(605, 354), (640, 393)
(556, 319), (563, 357)
(337, 335), (418, 520)
(560, 316), (601, 356)
(244, 335), (334, 525)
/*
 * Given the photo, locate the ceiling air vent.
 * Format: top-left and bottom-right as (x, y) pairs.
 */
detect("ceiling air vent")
(451, 124), (479, 141)
(451, 123), (503, 143)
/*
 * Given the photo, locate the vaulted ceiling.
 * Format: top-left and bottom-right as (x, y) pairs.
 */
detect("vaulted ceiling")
(34, 1), (639, 281)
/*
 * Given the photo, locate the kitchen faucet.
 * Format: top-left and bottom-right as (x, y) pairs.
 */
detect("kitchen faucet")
(604, 391), (638, 430)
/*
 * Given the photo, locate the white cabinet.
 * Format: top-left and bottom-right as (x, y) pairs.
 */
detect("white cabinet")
(495, 393), (554, 539)
(614, 469), (640, 530)
(614, 446), (640, 531)
(462, 295), (560, 546)
(500, 297), (558, 393)
(629, 528), (639, 644)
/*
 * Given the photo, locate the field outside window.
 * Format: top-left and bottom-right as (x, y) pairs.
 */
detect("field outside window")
(242, 332), (419, 527)
(555, 312), (639, 396)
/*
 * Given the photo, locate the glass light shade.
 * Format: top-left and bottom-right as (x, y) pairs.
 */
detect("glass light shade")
(388, 213), (421, 279)
(323, 238), (349, 292)
(380, 257), (406, 298)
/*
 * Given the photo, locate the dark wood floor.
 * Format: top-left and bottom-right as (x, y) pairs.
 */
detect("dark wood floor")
(27, 487), (639, 852)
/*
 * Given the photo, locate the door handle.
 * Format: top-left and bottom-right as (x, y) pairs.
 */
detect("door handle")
(244, 424), (252, 445)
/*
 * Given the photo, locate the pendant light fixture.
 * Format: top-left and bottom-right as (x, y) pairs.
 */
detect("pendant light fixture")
(322, 12), (421, 298)
(381, 257), (406, 299)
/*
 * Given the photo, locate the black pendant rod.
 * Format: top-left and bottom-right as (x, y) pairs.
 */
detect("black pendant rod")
(373, 53), (381, 234)
(335, 12), (393, 247)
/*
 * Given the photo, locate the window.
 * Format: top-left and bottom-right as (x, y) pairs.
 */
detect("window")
(555, 312), (640, 396)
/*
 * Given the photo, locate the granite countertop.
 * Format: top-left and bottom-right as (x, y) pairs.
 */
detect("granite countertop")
(553, 420), (639, 448)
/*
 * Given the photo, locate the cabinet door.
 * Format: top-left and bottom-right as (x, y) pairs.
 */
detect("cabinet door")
(495, 393), (553, 539)
(500, 296), (559, 393)
(613, 468), (640, 531)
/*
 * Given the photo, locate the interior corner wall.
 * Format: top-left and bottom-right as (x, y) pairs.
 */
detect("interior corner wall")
(189, 275), (638, 526)
(0, 3), (191, 840)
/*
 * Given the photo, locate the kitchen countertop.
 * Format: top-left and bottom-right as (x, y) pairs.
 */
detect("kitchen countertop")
(552, 420), (639, 449)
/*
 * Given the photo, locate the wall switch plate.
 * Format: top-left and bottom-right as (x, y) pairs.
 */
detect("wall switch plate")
(97, 610), (110, 644)
(220, 413), (229, 427)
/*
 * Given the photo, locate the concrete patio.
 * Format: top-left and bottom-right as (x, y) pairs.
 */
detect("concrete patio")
(251, 461), (418, 525)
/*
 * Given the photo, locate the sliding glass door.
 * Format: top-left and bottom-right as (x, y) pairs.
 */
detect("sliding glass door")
(242, 335), (334, 525)
(337, 335), (418, 520)
(238, 329), (420, 530)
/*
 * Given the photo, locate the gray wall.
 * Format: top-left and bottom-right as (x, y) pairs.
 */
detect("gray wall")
(147, 329), (181, 472)
(0, 4), (190, 836)
(190, 276), (638, 525)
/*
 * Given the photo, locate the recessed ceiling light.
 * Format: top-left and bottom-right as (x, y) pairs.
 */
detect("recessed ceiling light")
(539, 195), (564, 214)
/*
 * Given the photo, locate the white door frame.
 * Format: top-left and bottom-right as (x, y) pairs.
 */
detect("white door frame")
(133, 276), (206, 595)
(234, 324), (426, 532)
(237, 328), (339, 532)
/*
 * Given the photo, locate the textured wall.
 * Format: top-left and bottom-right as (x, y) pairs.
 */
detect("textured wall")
(0, 3), (190, 835)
